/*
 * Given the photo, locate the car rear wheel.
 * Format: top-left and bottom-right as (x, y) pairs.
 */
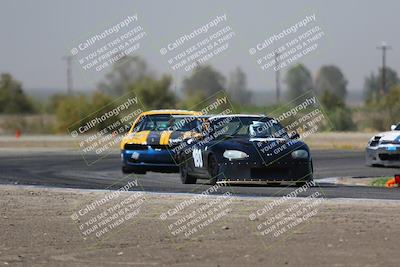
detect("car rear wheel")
(122, 166), (132, 174)
(180, 158), (197, 184)
(122, 166), (146, 175)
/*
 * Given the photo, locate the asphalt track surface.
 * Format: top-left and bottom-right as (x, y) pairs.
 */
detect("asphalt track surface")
(1, 149), (400, 200)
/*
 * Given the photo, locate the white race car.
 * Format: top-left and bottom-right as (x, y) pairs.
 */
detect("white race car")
(366, 123), (400, 167)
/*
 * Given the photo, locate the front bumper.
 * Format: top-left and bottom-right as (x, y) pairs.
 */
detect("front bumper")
(217, 159), (313, 183)
(366, 145), (400, 167)
(121, 148), (178, 172)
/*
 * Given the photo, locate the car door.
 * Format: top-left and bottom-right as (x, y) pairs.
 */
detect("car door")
(185, 118), (214, 178)
(188, 144), (206, 176)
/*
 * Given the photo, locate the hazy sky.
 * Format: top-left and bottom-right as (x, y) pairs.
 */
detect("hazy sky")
(1, 0), (399, 93)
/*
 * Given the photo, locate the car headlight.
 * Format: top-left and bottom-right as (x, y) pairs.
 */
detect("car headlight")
(291, 149), (309, 159)
(223, 150), (249, 160)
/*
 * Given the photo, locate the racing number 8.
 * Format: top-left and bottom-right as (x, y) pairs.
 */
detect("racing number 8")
(192, 148), (203, 168)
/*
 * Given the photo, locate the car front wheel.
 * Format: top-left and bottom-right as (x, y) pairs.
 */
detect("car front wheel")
(208, 155), (219, 185)
(180, 158), (197, 184)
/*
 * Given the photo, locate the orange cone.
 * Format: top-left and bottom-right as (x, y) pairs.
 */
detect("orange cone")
(385, 178), (396, 188)
(385, 175), (400, 188)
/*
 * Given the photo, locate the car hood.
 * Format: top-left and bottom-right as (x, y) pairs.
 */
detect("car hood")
(220, 136), (299, 146)
(374, 131), (400, 142)
(120, 130), (200, 149)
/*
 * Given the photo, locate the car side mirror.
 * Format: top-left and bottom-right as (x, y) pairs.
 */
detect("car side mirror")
(290, 132), (300, 140)
(391, 125), (397, 131)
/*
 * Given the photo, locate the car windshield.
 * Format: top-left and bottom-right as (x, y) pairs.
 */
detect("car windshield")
(396, 124), (400, 131)
(171, 116), (202, 132)
(209, 116), (287, 138)
(134, 115), (172, 131)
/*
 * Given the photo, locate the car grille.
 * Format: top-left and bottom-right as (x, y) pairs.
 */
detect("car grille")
(250, 167), (288, 179)
(379, 154), (400, 161)
(124, 144), (147, 150)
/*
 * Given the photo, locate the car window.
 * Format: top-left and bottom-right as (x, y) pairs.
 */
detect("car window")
(209, 117), (286, 138)
(249, 121), (284, 138)
(171, 117), (202, 132)
(136, 115), (172, 131)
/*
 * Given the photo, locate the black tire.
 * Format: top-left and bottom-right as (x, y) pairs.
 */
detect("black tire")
(296, 160), (313, 187)
(311, 159), (314, 174)
(295, 181), (308, 187)
(122, 166), (132, 174)
(122, 166), (146, 175)
(208, 155), (219, 185)
(180, 158), (197, 184)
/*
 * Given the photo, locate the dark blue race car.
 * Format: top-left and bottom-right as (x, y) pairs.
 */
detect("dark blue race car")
(178, 115), (313, 185)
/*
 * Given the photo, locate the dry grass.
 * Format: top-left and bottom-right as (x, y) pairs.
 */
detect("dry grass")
(0, 132), (376, 151)
(305, 132), (373, 150)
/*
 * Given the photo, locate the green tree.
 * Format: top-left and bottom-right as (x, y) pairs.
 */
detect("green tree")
(182, 65), (225, 98)
(0, 73), (34, 113)
(285, 63), (313, 101)
(127, 75), (176, 109)
(98, 56), (176, 110)
(320, 88), (355, 131)
(315, 65), (348, 101)
(227, 67), (252, 105)
(363, 67), (399, 103)
(88, 91), (115, 131)
(379, 85), (400, 127)
(55, 94), (91, 133)
(99, 56), (152, 96)
(53, 91), (115, 133)
(178, 90), (205, 110)
(320, 90), (345, 110)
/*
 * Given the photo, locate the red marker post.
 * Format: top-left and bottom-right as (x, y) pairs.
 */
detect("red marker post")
(395, 174), (400, 185)
(15, 129), (21, 139)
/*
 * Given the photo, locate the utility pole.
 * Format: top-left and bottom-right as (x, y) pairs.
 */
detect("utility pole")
(62, 55), (73, 95)
(274, 52), (281, 102)
(377, 42), (391, 95)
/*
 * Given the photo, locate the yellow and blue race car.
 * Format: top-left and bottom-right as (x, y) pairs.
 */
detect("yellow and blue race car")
(120, 109), (201, 174)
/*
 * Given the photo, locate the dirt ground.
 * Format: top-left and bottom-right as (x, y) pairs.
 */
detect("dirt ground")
(1, 185), (400, 267)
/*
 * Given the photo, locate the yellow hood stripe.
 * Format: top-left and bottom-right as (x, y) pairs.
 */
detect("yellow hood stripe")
(122, 130), (184, 148)
(160, 131), (172, 145)
(131, 130), (150, 144)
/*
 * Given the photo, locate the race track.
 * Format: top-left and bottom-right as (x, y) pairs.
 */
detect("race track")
(1, 149), (399, 199)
